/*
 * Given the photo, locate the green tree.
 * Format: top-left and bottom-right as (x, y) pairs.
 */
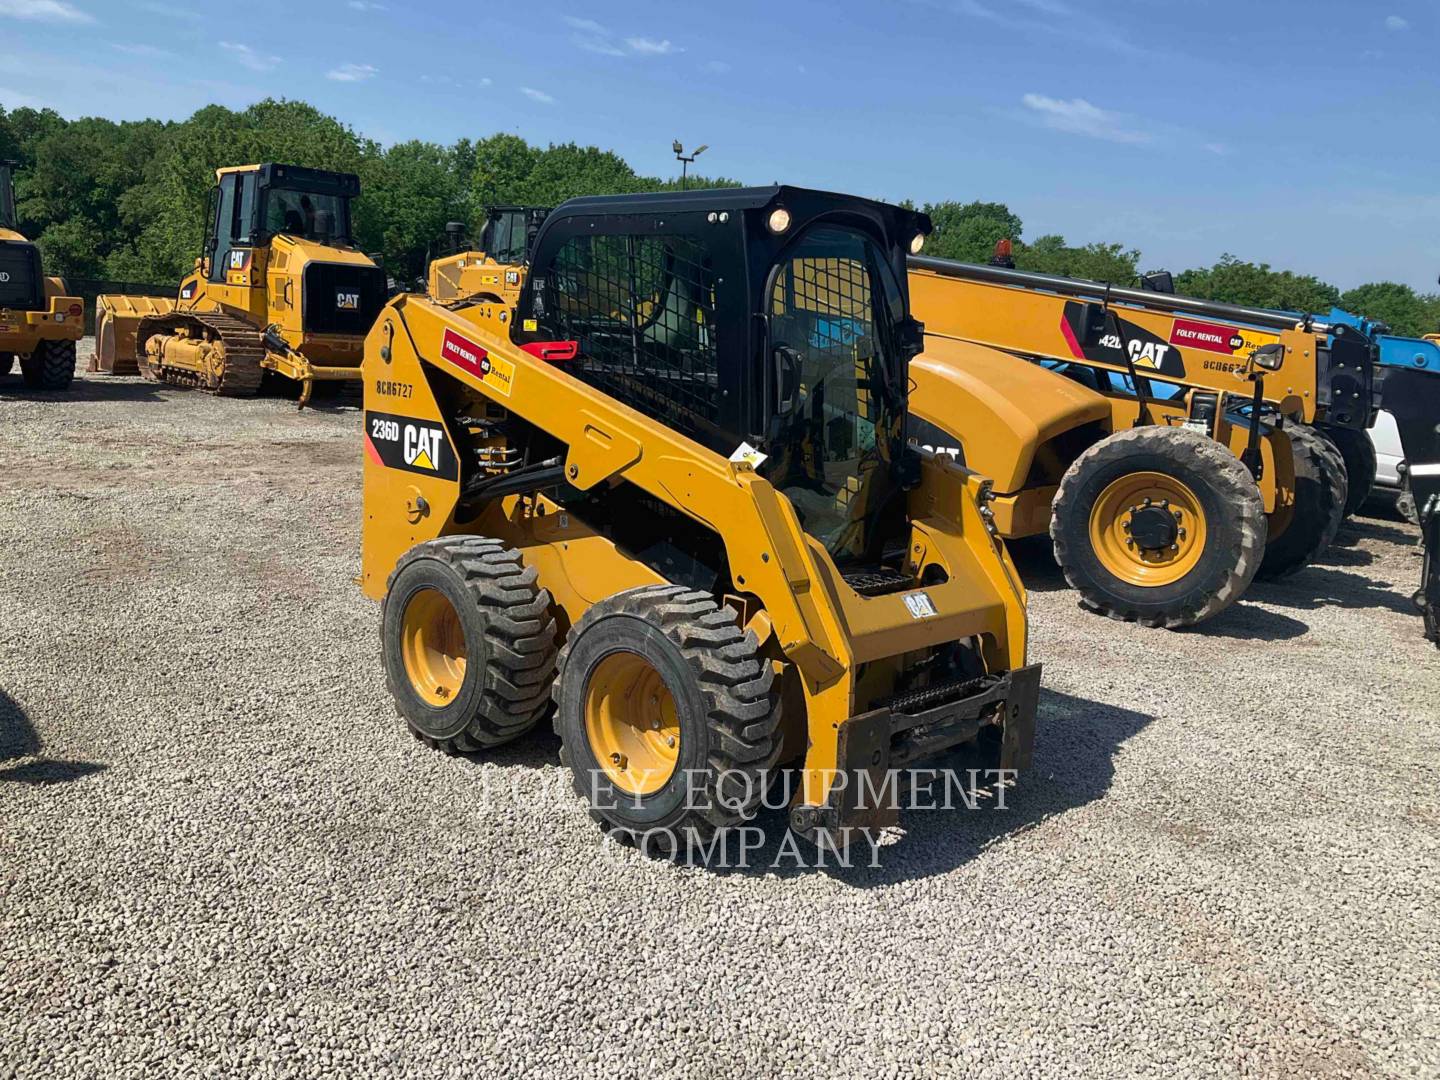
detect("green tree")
(1338, 281), (1435, 337)
(917, 200), (1023, 262)
(357, 139), (469, 283)
(1174, 254), (1340, 314)
(1016, 235), (1140, 282)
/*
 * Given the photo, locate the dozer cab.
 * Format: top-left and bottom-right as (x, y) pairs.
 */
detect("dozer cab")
(905, 255), (1372, 629)
(426, 206), (549, 306)
(94, 164), (388, 405)
(0, 160), (84, 391)
(363, 186), (1041, 851)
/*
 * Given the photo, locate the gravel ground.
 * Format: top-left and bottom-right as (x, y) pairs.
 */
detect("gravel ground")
(2, 347), (1438, 1078)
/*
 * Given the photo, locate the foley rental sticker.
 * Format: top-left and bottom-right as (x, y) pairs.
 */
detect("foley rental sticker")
(1169, 317), (1278, 359)
(364, 411), (458, 480)
(440, 327), (515, 397)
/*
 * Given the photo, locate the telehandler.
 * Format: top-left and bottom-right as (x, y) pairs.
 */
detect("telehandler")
(94, 164), (387, 405)
(905, 256), (1372, 628)
(0, 160), (83, 391)
(363, 186), (1041, 849)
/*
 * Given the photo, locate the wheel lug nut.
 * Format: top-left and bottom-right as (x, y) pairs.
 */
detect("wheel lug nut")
(1173, 510), (1183, 522)
(611, 752), (627, 769)
(666, 736), (676, 748)
(1170, 544), (1180, 552)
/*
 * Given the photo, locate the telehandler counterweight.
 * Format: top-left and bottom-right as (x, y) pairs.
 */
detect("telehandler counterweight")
(0, 160), (83, 391)
(905, 255), (1373, 628)
(94, 164), (387, 405)
(364, 187), (1041, 849)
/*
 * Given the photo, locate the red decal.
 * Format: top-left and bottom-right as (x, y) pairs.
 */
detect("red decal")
(1058, 313), (1085, 359)
(1170, 318), (1243, 355)
(440, 328), (489, 375)
(363, 432), (383, 466)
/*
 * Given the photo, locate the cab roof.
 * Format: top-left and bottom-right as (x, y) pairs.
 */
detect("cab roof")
(551, 184), (925, 228)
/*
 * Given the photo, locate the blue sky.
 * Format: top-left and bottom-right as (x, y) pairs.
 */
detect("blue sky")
(1, 0), (1436, 291)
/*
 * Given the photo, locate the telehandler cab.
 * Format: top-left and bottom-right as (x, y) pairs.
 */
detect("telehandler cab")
(905, 256), (1372, 629)
(0, 160), (84, 391)
(364, 187), (1041, 850)
(94, 164), (387, 405)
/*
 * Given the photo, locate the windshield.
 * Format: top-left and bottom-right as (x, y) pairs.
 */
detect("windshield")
(263, 186), (351, 244)
(763, 224), (907, 564)
(0, 167), (15, 230)
(481, 210), (527, 264)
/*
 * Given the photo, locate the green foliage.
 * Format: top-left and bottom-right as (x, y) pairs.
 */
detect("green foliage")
(1016, 236), (1140, 282)
(1173, 254), (1341, 314)
(1337, 281), (1440, 337)
(917, 200), (1022, 262)
(4, 96), (1430, 341)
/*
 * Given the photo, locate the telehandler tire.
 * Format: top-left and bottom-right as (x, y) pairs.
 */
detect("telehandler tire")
(1318, 424), (1374, 518)
(553, 585), (781, 853)
(382, 537), (558, 753)
(1257, 425), (1348, 580)
(19, 339), (76, 391)
(1, 352), (13, 375)
(1051, 426), (1266, 628)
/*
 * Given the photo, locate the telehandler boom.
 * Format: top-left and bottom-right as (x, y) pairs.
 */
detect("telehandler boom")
(0, 160), (83, 391)
(365, 187), (1041, 850)
(94, 164), (387, 405)
(906, 256), (1373, 628)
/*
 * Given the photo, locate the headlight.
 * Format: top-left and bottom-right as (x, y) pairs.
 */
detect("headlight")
(910, 232), (926, 255)
(1251, 343), (1285, 371)
(767, 207), (792, 234)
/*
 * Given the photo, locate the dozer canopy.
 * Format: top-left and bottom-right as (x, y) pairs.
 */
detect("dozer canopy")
(208, 163), (362, 254)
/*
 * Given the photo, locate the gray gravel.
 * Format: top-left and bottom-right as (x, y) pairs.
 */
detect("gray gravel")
(2, 347), (1438, 1078)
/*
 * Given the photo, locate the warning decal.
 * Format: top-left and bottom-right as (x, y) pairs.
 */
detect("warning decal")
(441, 327), (515, 397)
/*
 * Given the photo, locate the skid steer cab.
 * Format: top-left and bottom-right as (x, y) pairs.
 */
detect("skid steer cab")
(362, 186), (1041, 855)
(0, 160), (83, 392)
(95, 164), (388, 404)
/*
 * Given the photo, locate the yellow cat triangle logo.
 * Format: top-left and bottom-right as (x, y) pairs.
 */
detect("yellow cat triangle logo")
(412, 449), (435, 471)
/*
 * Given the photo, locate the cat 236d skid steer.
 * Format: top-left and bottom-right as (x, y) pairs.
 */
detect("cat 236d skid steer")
(362, 187), (1041, 851)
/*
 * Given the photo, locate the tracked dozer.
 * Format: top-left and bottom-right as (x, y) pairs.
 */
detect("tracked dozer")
(906, 255), (1374, 628)
(363, 187), (1041, 850)
(94, 164), (387, 404)
(0, 160), (84, 391)
(426, 206), (549, 306)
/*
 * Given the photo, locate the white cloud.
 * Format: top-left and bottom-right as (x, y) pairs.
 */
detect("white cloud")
(112, 42), (172, 58)
(521, 86), (555, 104)
(1021, 93), (1151, 144)
(479, 76), (492, 86)
(220, 41), (281, 73)
(0, 0), (92, 23)
(327, 62), (378, 82)
(1384, 14), (1408, 30)
(626, 36), (679, 55)
(564, 15), (681, 57)
(135, 1), (199, 17)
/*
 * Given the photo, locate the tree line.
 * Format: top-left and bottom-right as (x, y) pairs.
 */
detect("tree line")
(3, 98), (1437, 337)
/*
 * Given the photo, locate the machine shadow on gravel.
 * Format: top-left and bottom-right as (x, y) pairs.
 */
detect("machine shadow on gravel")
(701, 688), (1152, 886)
(0, 375), (168, 405)
(1248, 565), (1419, 618)
(0, 686), (106, 786)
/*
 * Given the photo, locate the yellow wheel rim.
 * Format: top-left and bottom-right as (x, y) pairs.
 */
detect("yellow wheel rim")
(583, 652), (680, 797)
(1088, 471), (1208, 588)
(401, 587), (468, 707)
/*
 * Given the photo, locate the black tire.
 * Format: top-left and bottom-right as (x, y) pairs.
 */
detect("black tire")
(1257, 425), (1348, 580)
(382, 537), (558, 753)
(19, 339), (76, 391)
(0, 352), (13, 376)
(1051, 426), (1266, 628)
(1318, 424), (1375, 518)
(553, 584), (781, 851)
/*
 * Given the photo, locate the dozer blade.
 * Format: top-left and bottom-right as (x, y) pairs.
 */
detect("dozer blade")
(92, 294), (176, 375)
